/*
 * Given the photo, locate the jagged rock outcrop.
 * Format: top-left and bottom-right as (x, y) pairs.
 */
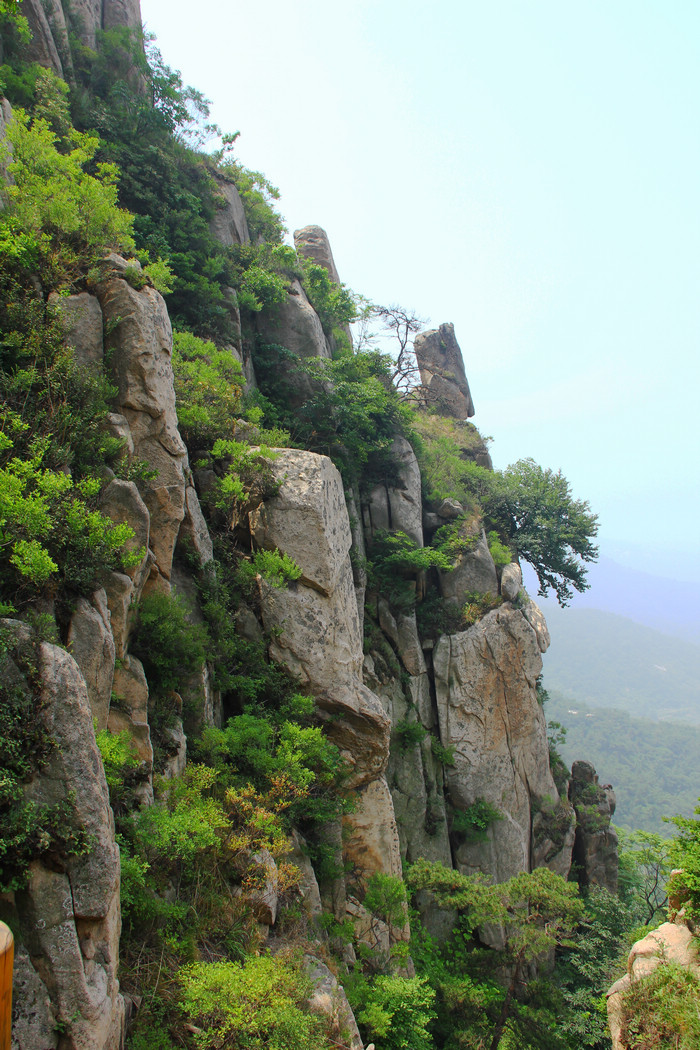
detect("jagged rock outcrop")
(48, 291), (104, 369)
(414, 322), (475, 419)
(96, 256), (189, 588)
(363, 436), (424, 548)
(570, 760), (618, 892)
(250, 449), (405, 930)
(433, 603), (571, 883)
(209, 173), (250, 247)
(8, 629), (124, 1050)
(294, 224), (353, 351)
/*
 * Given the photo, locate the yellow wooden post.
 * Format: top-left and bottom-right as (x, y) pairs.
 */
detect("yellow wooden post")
(0, 921), (13, 1050)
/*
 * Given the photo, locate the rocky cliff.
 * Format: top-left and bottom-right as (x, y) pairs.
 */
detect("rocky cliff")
(0, 11), (619, 1046)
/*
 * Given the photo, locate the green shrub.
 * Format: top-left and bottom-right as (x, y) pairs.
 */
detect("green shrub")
(172, 329), (244, 448)
(620, 962), (700, 1049)
(430, 736), (456, 767)
(461, 590), (502, 627)
(178, 954), (331, 1050)
(95, 728), (140, 813)
(487, 529), (512, 570)
(363, 871), (407, 929)
(0, 108), (134, 289)
(130, 591), (209, 695)
(451, 798), (502, 843)
(354, 974), (436, 1050)
(394, 719), (427, 753)
(300, 257), (356, 338)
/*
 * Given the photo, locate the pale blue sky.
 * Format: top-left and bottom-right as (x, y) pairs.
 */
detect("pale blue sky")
(140, 0), (700, 582)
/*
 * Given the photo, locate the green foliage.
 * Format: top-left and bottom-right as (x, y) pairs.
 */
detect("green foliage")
(219, 162), (287, 242)
(242, 547), (302, 589)
(487, 529), (512, 571)
(210, 438), (279, 516)
(430, 736), (456, 767)
(461, 590), (502, 627)
(300, 257), (356, 339)
(195, 710), (350, 827)
(178, 954), (331, 1050)
(363, 871), (408, 929)
(620, 962), (700, 1049)
(451, 798), (502, 843)
(394, 718), (428, 753)
(130, 591), (209, 695)
(367, 529), (452, 612)
(252, 341), (409, 484)
(555, 887), (640, 1049)
(409, 411), (493, 506)
(0, 108), (134, 288)
(95, 728), (140, 813)
(0, 625), (89, 891)
(484, 459), (599, 606)
(668, 798), (700, 919)
(617, 829), (671, 924)
(172, 329), (244, 448)
(354, 974), (436, 1050)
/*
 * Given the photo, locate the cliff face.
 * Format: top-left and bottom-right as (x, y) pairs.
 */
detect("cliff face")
(0, 31), (617, 1041)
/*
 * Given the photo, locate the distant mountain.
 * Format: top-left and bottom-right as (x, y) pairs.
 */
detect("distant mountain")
(536, 555), (700, 643)
(546, 692), (700, 835)
(540, 606), (700, 723)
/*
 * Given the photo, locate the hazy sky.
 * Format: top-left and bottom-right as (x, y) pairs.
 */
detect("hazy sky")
(140, 0), (700, 582)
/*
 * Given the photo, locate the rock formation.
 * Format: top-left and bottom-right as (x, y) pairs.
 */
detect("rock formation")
(570, 759), (619, 892)
(414, 322), (475, 418)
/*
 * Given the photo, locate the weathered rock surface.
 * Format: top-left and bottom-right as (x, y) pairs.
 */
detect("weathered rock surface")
(433, 604), (565, 883)
(363, 437), (424, 548)
(500, 561), (522, 602)
(438, 524), (498, 602)
(414, 322), (475, 418)
(14, 639), (124, 1050)
(49, 291), (104, 369)
(256, 278), (330, 362)
(305, 956), (364, 1050)
(254, 450), (398, 901)
(209, 173), (250, 247)
(570, 760), (618, 893)
(97, 267), (188, 582)
(294, 225), (342, 284)
(67, 589), (115, 731)
(22, 0), (143, 71)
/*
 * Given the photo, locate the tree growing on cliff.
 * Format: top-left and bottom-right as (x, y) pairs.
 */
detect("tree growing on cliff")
(484, 458), (599, 606)
(406, 860), (584, 1050)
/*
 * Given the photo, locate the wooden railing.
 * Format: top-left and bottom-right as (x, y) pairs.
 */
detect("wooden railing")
(0, 921), (12, 1050)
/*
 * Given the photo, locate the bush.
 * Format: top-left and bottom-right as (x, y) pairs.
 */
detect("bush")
(178, 954), (331, 1050)
(620, 962), (700, 1049)
(355, 974), (436, 1050)
(394, 719), (427, 753)
(0, 108), (134, 289)
(130, 591), (209, 695)
(451, 798), (502, 843)
(172, 329), (244, 449)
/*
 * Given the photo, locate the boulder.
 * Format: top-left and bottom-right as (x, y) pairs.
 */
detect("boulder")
(294, 225), (342, 284)
(500, 562), (522, 602)
(342, 777), (403, 886)
(67, 589), (115, 731)
(363, 437), (424, 548)
(438, 526), (498, 602)
(256, 278), (330, 363)
(413, 322), (475, 418)
(249, 449), (351, 596)
(49, 291), (104, 368)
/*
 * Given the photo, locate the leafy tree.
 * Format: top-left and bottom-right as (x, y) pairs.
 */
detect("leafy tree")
(406, 860), (584, 1050)
(484, 458), (599, 606)
(617, 828), (672, 924)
